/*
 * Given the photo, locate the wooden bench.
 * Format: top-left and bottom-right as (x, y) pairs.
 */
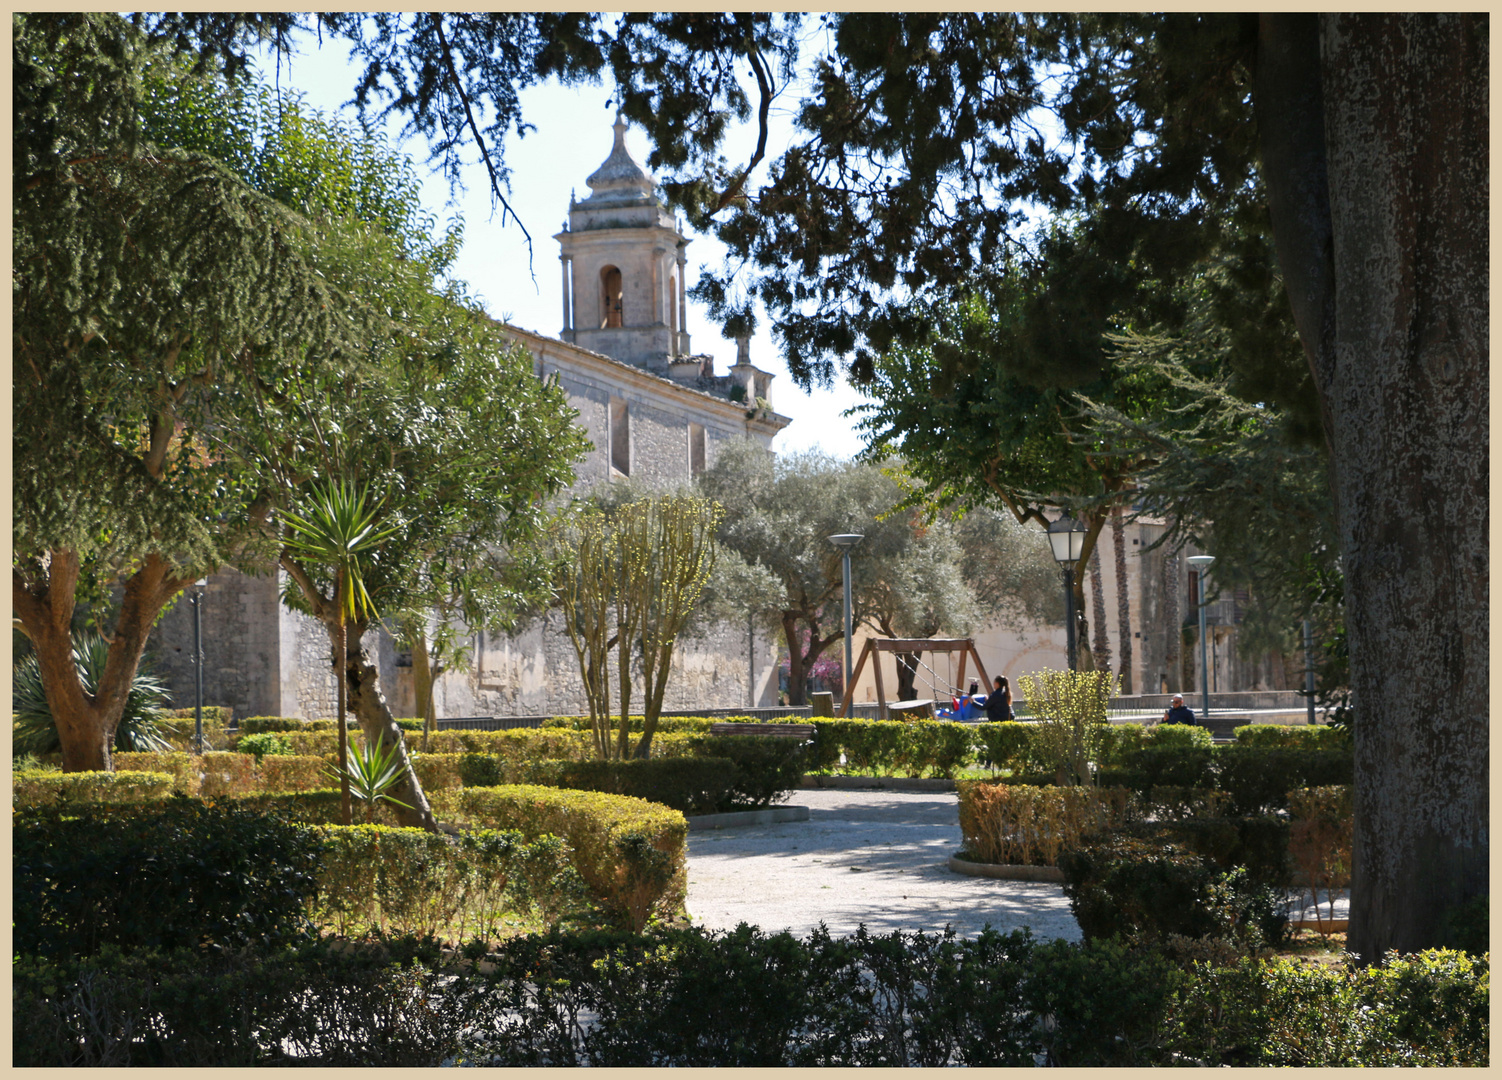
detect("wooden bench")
(709, 722), (817, 742)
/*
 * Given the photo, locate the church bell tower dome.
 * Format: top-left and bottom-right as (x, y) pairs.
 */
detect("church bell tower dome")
(554, 114), (691, 373)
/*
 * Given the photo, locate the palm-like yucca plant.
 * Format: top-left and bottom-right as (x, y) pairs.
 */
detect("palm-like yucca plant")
(13, 631), (172, 757)
(280, 479), (398, 826)
(324, 738), (415, 824)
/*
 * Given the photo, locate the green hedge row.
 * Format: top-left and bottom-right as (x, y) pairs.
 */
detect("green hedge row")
(430, 784), (689, 932)
(1096, 746), (1354, 815)
(13, 926), (1487, 1066)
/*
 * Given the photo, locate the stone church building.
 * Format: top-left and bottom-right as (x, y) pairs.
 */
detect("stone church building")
(153, 117), (791, 722)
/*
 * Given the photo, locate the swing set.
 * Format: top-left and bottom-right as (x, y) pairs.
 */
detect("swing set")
(836, 637), (991, 720)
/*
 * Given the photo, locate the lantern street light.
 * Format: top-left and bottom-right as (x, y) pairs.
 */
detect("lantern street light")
(1186, 554), (1215, 722)
(1047, 516), (1088, 671)
(188, 578), (208, 754)
(828, 534), (864, 697)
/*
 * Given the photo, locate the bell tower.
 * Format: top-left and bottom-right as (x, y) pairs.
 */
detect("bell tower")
(555, 114), (691, 373)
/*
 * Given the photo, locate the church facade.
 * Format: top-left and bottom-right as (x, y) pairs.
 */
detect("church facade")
(152, 118), (790, 722)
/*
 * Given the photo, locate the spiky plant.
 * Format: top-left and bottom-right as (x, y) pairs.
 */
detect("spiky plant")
(13, 632), (172, 758)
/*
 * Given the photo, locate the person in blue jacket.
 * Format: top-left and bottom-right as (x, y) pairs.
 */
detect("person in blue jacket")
(1162, 694), (1197, 726)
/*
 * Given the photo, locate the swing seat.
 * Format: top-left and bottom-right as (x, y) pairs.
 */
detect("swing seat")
(888, 698), (936, 721)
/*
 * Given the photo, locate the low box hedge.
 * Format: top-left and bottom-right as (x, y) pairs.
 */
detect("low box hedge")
(13, 769), (176, 808)
(507, 757), (740, 815)
(956, 781), (1135, 866)
(1234, 723), (1352, 750)
(312, 824), (580, 939)
(431, 784), (688, 932)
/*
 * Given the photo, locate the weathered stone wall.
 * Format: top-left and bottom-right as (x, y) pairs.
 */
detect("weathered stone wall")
(150, 567), (283, 721)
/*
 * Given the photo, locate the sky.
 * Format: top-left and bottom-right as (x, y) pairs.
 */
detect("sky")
(252, 31), (874, 459)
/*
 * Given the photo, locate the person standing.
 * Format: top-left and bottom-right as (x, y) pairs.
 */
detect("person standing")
(985, 676), (1015, 723)
(1161, 693), (1197, 726)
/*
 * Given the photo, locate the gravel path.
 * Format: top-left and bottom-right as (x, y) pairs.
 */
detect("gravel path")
(685, 788), (1082, 942)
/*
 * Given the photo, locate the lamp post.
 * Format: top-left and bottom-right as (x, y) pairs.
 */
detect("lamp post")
(188, 578), (208, 754)
(828, 534), (864, 698)
(1047, 517), (1088, 671)
(1186, 554), (1215, 722)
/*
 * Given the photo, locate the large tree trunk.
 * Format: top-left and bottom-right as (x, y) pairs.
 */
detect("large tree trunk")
(1089, 544), (1110, 673)
(13, 550), (190, 772)
(1258, 13), (1488, 958)
(1112, 506), (1134, 694)
(1161, 550), (1181, 694)
(338, 621), (441, 833)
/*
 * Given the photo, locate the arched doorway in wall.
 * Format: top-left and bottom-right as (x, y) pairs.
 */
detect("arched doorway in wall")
(600, 265), (623, 328)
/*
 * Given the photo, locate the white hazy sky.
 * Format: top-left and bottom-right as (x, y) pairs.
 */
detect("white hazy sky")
(254, 33), (874, 459)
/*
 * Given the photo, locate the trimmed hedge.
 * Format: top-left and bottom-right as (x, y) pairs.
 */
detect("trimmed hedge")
(312, 824), (581, 938)
(510, 757), (740, 815)
(11, 927), (1488, 1067)
(431, 784), (688, 932)
(1234, 723), (1352, 750)
(1059, 833), (1287, 949)
(227, 788), (404, 826)
(957, 781), (1135, 866)
(1095, 745), (1354, 815)
(13, 769), (176, 807)
(112, 751), (198, 793)
(14, 796), (323, 960)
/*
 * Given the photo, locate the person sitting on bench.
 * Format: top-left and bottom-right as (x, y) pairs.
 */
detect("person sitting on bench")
(1162, 694), (1197, 726)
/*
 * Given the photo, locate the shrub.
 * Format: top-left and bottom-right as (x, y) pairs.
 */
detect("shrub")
(431, 784), (688, 931)
(1140, 785), (1231, 821)
(1016, 668), (1115, 784)
(1165, 949), (1490, 1066)
(544, 714), (719, 735)
(1096, 722), (1151, 766)
(1099, 745), (1216, 793)
(13, 768), (175, 808)
(895, 720), (976, 778)
(670, 734), (809, 806)
(816, 718), (908, 774)
(972, 721), (1038, 773)
(257, 754), (337, 793)
(236, 732), (295, 760)
(409, 751), (466, 791)
(1234, 723), (1351, 750)
(239, 716), (341, 734)
(510, 756), (740, 815)
(12, 937), (493, 1067)
(1143, 722), (1214, 750)
(158, 712), (231, 744)
(228, 788), (402, 826)
(112, 751), (199, 793)
(13, 796), (323, 960)
(310, 824), (583, 939)
(1286, 784), (1353, 928)
(956, 781), (1135, 866)
(1216, 747), (1353, 815)
(1059, 833), (1285, 950)
(1153, 815), (1292, 889)
(196, 750), (259, 798)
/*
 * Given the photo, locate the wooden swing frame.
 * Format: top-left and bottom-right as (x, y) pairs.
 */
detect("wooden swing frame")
(836, 637), (991, 719)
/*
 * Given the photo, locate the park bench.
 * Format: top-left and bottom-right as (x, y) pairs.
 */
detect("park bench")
(709, 722), (817, 743)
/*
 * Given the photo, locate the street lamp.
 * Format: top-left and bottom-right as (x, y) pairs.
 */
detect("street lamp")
(1186, 554), (1215, 722)
(188, 578), (208, 754)
(1047, 516), (1088, 671)
(828, 534), (864, 699)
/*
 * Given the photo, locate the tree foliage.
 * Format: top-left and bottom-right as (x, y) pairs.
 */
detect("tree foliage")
(554, 495), (722, 760)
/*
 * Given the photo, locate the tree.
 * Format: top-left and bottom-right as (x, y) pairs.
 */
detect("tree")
(132, 1), (1487, 961)
(1110, 507), (1133, 694)
(279, 480), (396, 826)
(13, 15), (365, 771)
(554, 495), (721, 760)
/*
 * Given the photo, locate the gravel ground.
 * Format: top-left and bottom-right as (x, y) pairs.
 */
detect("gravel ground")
(684, 788), (1082, 942)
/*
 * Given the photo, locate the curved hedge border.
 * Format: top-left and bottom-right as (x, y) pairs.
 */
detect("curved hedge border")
(431, 784), (688, 932)
(13, 769), (175, 807)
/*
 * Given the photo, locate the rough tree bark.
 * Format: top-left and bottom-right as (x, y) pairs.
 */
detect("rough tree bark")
(1111, 506), (1134, 694)
(338, 618), (441, 832)
(1089, 544), (1111, 674)
(1161, 550), (1181, 694)
(13, 551), (195, 772)
(1257, 13), (1488, 958)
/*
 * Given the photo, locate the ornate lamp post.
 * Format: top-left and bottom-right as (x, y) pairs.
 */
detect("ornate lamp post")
(828, 534), (864, 696)
(1047, 516), (1088, 671)
(1186, 554), (1215, 722)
